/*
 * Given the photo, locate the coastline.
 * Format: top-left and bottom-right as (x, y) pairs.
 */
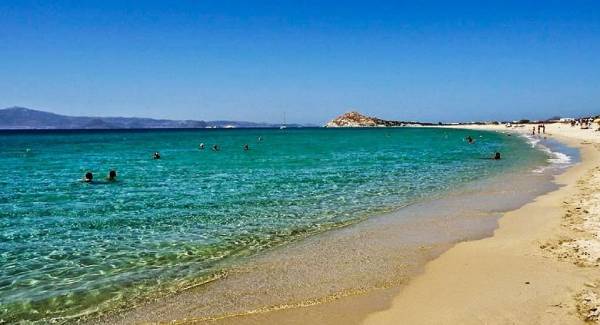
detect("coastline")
(76, 124), (592, 325)
(210, 125), (595, 325)
(92, 168), (550, 325)
(86, 126), (588, 325)
(364, 124), (600, 324)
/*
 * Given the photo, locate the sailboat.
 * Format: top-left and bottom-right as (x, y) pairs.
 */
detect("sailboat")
(280, 112), (287, 129)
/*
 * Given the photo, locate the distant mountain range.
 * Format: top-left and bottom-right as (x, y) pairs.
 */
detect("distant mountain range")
(325, 111), (434, 127)
(0, 107), (305, 130)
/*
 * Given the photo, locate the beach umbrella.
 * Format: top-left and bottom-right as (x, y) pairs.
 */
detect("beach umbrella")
(594, 118), (600, 124)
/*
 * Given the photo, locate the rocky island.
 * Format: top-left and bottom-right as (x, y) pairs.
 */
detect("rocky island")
(325, 111), (433, 127)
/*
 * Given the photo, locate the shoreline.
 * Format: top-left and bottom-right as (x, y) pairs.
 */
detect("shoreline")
(93, 168), (545, 325)
(87, 126), (586, 324)
(363, 124), (600, 324)
(208, 125), (593, 325)
(196, 125), (598, 325)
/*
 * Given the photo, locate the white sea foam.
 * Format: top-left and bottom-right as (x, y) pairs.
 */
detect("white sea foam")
(523, 134), (541, 148)
(538, 145), (572, 166)
(548, 151), (572, 164)
(521, 134), (573, 173)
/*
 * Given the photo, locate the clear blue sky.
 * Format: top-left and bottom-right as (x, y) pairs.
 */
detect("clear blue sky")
(1, 1), (599, 124)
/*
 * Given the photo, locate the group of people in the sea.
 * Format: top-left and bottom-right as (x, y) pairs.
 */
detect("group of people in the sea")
(85, 134), (500, 182)
(152, 142), (251, 161)
(84, 138), (257, 182)
(83, 170), (117, 183)
(465, 135), (502, 160)
(196, 143), (249, 152)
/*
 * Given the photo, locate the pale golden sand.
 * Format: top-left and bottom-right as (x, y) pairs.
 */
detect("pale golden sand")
(363, 123), (600, 324)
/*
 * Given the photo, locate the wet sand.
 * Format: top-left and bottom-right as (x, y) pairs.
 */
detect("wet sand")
(364, 124), (600, 324)
(92, 181), (523, 324)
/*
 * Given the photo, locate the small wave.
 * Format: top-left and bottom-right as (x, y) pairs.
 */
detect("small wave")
(525, 136), (574, 173)
(537, 146), (572, 166)
(521, 133), (541, 148)
(548, 151), (572, 165)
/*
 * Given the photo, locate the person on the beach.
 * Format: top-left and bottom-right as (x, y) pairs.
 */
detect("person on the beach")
(84, 172), (93, 183)
(199, 143), (205, 150)
(532, 127), (536, 135)
(212, 144), (220, 151)
(243, 144), (249, 151)
(542, 124), (546, 133)
(153, 152), (161, 159)
(107, 170), (117, 181)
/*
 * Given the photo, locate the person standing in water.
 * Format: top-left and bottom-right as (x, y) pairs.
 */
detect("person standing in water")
(466, 136), (474, 144)
(532, 126), (536, 135)
(153, 152), (161, 159)
(212, 144), (220, 151)
(107, 170), (117, 181)
(84, 172), (93, 183)
(243, 144), (249, 151)
(199, 143), (205, 150)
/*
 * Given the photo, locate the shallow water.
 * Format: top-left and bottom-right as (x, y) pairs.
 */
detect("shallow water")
(0, 128), (554, 322)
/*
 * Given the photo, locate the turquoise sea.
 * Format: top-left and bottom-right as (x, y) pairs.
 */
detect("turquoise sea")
(0, 128), (555, 322)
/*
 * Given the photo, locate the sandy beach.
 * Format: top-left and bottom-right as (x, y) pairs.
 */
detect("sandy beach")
(211, 123), (600, 325)
(364, 123), (600, 324)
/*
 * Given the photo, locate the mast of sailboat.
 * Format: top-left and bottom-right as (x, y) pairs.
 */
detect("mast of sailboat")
(280, 112), (287, 129)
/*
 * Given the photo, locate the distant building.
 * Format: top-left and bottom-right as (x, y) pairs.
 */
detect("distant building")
(559, 118), (575, 122)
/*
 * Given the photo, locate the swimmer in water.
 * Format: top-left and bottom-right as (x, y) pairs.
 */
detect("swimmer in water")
(480, 152), (502, 160)
(243, 144), (249, 151)
(153, 152), (161, 159)
(466, 136), (474, 144)
(199, 143), (205, 150)
(258, 136), (263, 142)
(107, 170), (117, 181)
(84, 172), (93, 183)
(212, 145), (220, 151)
